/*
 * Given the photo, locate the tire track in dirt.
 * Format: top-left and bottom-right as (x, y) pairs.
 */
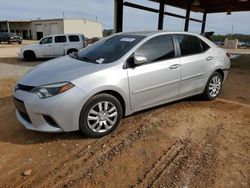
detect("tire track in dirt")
(15, 111), (161, 188)
(54, 119), (162, 188)
(183, 124), (223, 188)
(133, 123), (223, 188)
(132, 139), (190, 188)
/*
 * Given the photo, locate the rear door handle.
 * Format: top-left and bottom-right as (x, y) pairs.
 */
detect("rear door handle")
(169, 64), (181, 69)
(206, 56), (214, 61)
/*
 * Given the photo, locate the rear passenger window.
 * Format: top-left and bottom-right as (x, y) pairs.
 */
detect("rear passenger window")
(200, 39), (210, 52)
(55, 36), (66, 43)
(176, 35), (203, 56)
(68, 35), (80, 42)
(135, 35), (175, 63)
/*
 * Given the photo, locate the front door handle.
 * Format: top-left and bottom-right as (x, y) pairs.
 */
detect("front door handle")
(169, 64), (181, 69)
(206, 56), (214, 61)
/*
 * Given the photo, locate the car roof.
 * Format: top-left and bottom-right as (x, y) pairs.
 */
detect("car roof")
(45, 33), (84, 37)
(118, 30), (200, 37)
(117, 30), (217, 48)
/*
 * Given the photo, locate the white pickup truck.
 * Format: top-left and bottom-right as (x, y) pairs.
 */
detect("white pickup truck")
(19, 33), (87, 61)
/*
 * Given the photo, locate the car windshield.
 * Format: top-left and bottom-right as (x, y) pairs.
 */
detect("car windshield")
(70, 34), (145, 64)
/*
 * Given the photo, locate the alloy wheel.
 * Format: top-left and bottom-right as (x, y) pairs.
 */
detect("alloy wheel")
(87, 101), (118, 133)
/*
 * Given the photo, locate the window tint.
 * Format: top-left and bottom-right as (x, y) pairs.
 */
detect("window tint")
(135, 35), (175, 63)
(81, 35), (86, 41)
(76, 35), (145, 64)
(176, 35), (202, 56)
(55, 35), (66, 43)
(200, 39), (210, 52)
(40, 37), (52, 44)
(68, 35), (80, 42)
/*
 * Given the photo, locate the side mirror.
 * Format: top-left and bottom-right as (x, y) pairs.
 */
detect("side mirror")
(134, 55), (148, 65)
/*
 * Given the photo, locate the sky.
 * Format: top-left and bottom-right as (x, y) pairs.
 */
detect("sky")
(0, 0), (249, 35)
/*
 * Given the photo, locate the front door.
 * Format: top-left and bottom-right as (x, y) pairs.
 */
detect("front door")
(39, 36), (54, 57)
(127, 34), (181, 111)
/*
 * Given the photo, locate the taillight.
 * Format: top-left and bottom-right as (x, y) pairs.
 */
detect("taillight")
(226, 52), (231, 59)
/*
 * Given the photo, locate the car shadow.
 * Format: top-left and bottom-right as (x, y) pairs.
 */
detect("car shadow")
(0, 95), (203, 145)
(129, 95), (204, 117)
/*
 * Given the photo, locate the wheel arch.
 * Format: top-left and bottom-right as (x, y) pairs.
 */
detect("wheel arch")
(94, 90), (126, 117)
(66, 48), (78, 55)
(23, 49), (36, 56)
(214, 69), (224, 81)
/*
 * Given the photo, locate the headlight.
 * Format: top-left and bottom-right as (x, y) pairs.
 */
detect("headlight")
(10, 36), (14, 39)
(31, 82), (74, 99)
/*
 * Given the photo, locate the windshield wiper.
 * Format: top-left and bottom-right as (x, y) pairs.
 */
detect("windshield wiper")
(69, 52), (97, 63)
(79, 56), (95, 62)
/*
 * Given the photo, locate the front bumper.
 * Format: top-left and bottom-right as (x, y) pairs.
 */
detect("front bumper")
(13, 86), (87, 132)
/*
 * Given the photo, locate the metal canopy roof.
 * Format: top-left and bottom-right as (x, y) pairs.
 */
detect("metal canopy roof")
(150, 0), (250, 13)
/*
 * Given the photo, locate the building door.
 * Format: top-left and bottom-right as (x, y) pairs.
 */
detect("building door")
(36, 24), (43, 40)
(22, 30), (28, 39)
(50, 23), (59, 35)
(36, 32), (43, 40)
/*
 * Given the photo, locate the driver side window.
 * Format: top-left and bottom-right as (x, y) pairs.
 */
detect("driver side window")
(40, 37), (52, 44)
(135, 35), (175, 64)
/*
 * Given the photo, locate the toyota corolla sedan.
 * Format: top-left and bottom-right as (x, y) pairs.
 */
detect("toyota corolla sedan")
(13, 31), (231, 137)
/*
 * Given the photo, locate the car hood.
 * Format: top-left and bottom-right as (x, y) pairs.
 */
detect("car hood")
(21, 43), (39, 49)
(18, 56), (108, 86)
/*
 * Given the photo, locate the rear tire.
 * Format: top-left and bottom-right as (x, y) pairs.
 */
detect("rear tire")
(67, 49), (78, 55)
(202, 72), (222, 100)
(79, 93), (122, 138)
(23, 51), (36, 61)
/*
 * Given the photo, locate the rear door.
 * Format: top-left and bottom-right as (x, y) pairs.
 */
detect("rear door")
(127, 34), (181, 111)
(53, 35), (67, 56)
(68, 35), (82, 50)
(174, 34), (212, 98)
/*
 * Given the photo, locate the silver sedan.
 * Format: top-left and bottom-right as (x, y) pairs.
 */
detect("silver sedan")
(13, 31), (231, 137)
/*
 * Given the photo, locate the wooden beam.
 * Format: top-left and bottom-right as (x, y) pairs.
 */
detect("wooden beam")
(184, 4), (191, 31)
(158, 0), (165, 30)
(123, 1), (159, 13)
(114, 0), (123, 33)
(201, 12), (207, 33)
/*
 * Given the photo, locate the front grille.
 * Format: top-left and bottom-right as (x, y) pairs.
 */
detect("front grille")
(16, 84), (35, 92)
(18, 110), (31, 123)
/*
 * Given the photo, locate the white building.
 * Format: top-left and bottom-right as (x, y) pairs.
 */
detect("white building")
(0, 18), (103, 40)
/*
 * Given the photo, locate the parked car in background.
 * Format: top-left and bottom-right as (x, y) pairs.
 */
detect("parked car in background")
(214, 41), (224, 47)
(18, 33), (87, 61)
(245, 41), (250, 47)
(0, 32), (22, 44)
(13, 31), (231, 137)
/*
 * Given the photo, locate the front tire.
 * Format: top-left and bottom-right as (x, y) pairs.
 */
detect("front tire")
(79, 93), (122, 138)
(202, 72), (222, 100)
(23, 51), (36, 61)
